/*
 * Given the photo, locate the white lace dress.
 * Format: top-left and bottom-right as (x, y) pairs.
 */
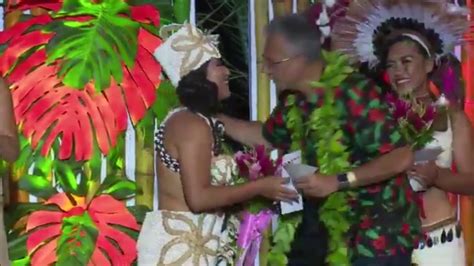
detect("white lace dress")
(412, 122), (466, 266)
(137, 108), (239, 266)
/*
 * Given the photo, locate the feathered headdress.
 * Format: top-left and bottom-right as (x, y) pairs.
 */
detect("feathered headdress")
(331, 0), (472, 68)
(306, 0), (349, 47)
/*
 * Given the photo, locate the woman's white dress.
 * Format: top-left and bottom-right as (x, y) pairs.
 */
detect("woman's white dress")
(412, 122), (466, 266)
(137, 108), (238, 266)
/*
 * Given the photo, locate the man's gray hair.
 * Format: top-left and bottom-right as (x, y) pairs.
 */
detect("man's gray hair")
(266, 14), (322, 62)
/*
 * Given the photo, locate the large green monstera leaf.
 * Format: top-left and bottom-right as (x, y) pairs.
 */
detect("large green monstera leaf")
(45, 0), (140, 91)
(0, 0), (162, 160)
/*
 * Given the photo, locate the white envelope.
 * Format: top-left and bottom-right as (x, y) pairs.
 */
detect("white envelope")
(284, 163), (318, 182)
(409, 147), (442, 192)
(409, 177), (427, 192)
(414, 147), (443, 163)
(279, 151), (304, 215)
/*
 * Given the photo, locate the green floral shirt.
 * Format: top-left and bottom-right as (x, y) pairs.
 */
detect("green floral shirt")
(263, 73), (422, 259)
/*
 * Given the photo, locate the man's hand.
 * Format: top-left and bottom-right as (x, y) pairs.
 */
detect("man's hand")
(294, 173), (338, 198)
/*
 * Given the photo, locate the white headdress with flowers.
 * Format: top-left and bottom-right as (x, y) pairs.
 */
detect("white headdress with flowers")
(154, 23), (221, 87)
(331, 0), (472, 67)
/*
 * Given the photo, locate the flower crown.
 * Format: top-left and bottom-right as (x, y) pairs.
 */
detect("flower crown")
(154, 23), (221, 86)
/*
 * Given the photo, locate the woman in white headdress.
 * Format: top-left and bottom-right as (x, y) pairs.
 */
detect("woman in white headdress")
(332, 1), (474, 265)
(136, 24), (298, 266)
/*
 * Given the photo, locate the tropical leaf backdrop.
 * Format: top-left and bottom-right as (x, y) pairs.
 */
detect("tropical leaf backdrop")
(0, 0), (187, 264)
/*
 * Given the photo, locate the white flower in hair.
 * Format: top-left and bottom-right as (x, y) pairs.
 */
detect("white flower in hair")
(317, 6), (331, 39)
(435, 94), (449, 107)
(154, 24), (221, 87)
(324, 0), (336, 8)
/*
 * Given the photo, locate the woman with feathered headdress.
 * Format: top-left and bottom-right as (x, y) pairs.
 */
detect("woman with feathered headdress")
(332, 1), (473, 265)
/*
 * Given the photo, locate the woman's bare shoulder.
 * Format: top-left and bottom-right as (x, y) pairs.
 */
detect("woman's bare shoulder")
(166, 110), (212, 139)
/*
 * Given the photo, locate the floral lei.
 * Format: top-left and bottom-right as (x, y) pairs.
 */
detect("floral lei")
(268, 51), (354, 266)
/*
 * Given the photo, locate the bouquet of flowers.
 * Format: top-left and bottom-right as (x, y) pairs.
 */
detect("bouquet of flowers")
(386, 93), (437, 149)
(233, 145), (282, 266)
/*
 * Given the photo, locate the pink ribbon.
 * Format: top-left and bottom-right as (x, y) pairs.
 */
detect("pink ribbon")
(236, 209), (272, 266)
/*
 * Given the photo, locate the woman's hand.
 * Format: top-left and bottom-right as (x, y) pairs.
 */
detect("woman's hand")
(256, 177), (299, 202)
(408, 161), (440, 188)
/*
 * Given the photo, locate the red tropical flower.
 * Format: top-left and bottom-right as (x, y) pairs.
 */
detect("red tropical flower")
(348, 99), (364, 116)
(372, 235), (387, 250)
(274, 111), (284, 125)
(401, 223), (410, 235)
(265, 120), (275, 134)
(6, 0), (62, 12)
(366, 184), (382, 193)
(26, 193), (140, 265)
(390, 248), (397, 255)
(369, 87), (381, 99)
(378, 143), (394, 154)
(359, 216), (372, 229)
(395, 175), (404, 186)
(368, 109), (385, 122)
(0, 1), (162, 160)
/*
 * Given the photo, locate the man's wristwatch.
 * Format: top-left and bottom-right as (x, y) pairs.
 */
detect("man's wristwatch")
(336, 171), (357, 190)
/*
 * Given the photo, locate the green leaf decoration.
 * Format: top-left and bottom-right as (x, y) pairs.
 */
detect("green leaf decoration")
(397, 236), (410, 247)
(268, 213), (302, 266)
(57, 213), (98, 265)
(281, 50), (353, 265)
(365, 229), (379, 239)
(103, 179), (137, 199)
(8, 234), (28, 261)
(127, 205), (152, 224)
(173, 0), (191, 23)
(4, 203), (57, 232)
(96, 174), (137, 199)
(382, 186), (392, 200)
(32, 156), (54, 177)
(11, 256), (30, 266)
(18, 175), (57, 199)
(247, 197), (272, 214)
(152, 81), (179, 123)
(55, 161), (80, 194)
(129, 0), (177, 26)
(313, 52), (352, 266)
(106, 133), (126, 171)
(45, 0), (140, 91)
(356, 244), (375, 257)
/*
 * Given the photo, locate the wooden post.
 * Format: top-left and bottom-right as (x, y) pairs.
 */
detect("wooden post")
(4, 1), (27, 204)
(273, 0), (293, 17)
(297, 0), (311, 13)
(134, 125), (155, 209)
(255, 1), (271, 265)
(4, 10), (21, 30)
(255, 1), (271, 123)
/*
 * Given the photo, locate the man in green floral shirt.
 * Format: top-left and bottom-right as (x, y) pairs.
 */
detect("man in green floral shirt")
(218, 14), (421, 265)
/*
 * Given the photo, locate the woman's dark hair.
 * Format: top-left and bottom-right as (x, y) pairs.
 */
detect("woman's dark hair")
(373, 18), (442, 67)
(379, 35), (432, 68)
(366, 34), (435, 91)
(176, 61), (219, 116)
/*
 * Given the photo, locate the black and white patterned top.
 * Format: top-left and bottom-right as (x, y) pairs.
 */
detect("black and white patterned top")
(154, 107), (225, 173)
